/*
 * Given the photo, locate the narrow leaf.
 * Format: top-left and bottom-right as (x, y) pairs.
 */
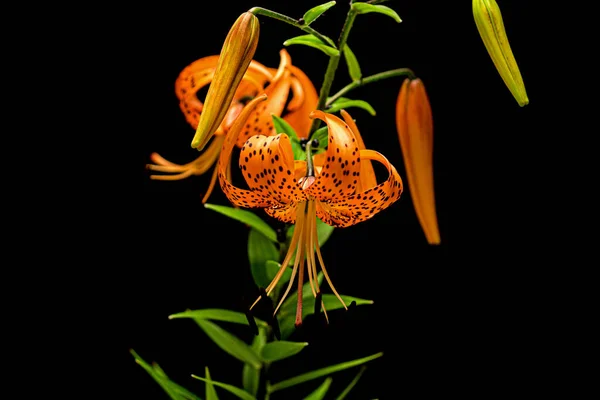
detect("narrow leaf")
(303, 1), (336, 25)
(327, 98), (376, 116)
(343, 44), (362, 82)
(242, 327), (267, 396)
(351, 3), (402, 23)
(268, 352), (384, 392)
(335, 366), (367, 400)
(261, 341), (308, 362)
(204, 203), (277, 242)
(305, 377), (333, 400)
(205, 367), (219, 400)
(316, 217), (335, 248)
(272, 114), (305, 160)
(169, 308), (268, 328)
(191, 375), (255, 400)
(248, 229), (280, 289)
(195, 319), (263, 369)
(283, 35), (339, 57)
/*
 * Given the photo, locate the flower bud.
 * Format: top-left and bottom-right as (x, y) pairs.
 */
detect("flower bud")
(396, 78), (440, 245)
(191, 12), (260, 150)
(473, 0), (528, 106)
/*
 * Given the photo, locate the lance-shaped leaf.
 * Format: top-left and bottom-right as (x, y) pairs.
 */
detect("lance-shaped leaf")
(302, 1), (336, 25)
(191, 375), (255, 400)
(271, 114), (305, 161)
(351, 3), (401, 23)
(242, 326), (267, 397)
(261, 340), (308, 362)
(265, 260), (293, 286)
(131, 350), (202, 400)
(472, 0), (528, 106)
(335, 366), (366, 400)
(169, 308), (268, 328)
(305, 377), (333, 400)
(283, 35), (339, 57)
(204, 203), (278, 242)
(204, 367), (219, 400)
(342, 44), (362, 82)
(248, 228), (280, 289)
(195, 319), (263, 369)
(327, 97), (376, 116)
(267, 352), (383, 393)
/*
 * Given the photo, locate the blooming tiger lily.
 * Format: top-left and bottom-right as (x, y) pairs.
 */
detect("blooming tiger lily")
(218, 94), (404, 326)
(147, 49), (318, 203)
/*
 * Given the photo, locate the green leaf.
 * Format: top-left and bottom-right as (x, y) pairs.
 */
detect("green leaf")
(204, 204), (277, 242)
(261, 341), (308, 362)
(302, 1), (336, 25)
(242, 327), (267, 397)
(305, 377), (333, 400)
(195, 319), (263, 369)
(335, 366), (367, 400)
(205, 367), (219, 400)
(131, 350), (202, 400)
(327, 97), (376, 116)
(191, 375), (255, 400)
(316, 218), (335, 248)
(248, 229), (280, 289)
(169, 308), (268, 328)
(267, 352), (384, 393)
(265, 260), (293, 286)
(342, 44), (362, 82)
(283, 35), (339, 57)
(351, 3), (402, 23)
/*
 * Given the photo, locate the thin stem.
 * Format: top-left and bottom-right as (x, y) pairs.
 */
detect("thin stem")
(309, 4), (359, 135)
(249, 7), (332, 47)
(326, 68), (416, 106)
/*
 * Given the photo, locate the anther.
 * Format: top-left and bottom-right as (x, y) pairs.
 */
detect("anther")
(314, 291), (322, 315)
(245, 310), (258, 336)
(271, 316), (281, 340)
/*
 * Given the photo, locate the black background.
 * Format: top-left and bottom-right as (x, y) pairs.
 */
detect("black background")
(74, 1), (556, 398)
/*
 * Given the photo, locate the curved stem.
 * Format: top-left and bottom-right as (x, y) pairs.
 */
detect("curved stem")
(249, 7), (332, 47)
(326, 68), (417, 106)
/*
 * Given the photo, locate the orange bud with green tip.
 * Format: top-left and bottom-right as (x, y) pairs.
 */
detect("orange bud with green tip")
(396, 78), (440, 245)
(473, 0), (529, 106)
(191, 12), (260, 150)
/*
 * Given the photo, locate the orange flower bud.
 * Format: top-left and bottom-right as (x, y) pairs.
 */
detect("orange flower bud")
(396, 78), (441, 245)
(191, 12), (260, 150)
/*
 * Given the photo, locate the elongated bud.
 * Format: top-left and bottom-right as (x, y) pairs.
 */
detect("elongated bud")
(396, 78), (440, 245)
(472, 0), (528, 106)
(191, 12), (260, 150)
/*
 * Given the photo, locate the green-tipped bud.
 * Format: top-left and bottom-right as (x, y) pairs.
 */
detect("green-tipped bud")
(473, 0), (529, 106)
(191, 12), (260, 150)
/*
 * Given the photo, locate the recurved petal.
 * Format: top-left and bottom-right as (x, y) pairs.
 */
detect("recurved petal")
(396, 78), (440, 245)
(235, 49), (293, 147)
(473, 0), (528, 106)
(283, 64), (319, 139)
(305, 111), (362, 201)
(340, 110), (377, 192)
(218, 94), (271, 208)
(316, 149), (403, 227)
(239, 133), (306, 205)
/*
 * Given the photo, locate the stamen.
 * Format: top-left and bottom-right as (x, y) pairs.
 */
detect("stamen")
(314, 291), (322, 315)
(245, 310), (258, 336)
(271, 315), (281, 340)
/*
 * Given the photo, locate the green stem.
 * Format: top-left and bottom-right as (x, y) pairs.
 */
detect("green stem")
(309, 4), (359, 136)
(326, 68), (416, 106)
(248, 7), (332, 46)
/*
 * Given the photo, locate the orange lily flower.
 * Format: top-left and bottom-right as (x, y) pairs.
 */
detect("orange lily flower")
(147, 49), (318, 203)
(218, 95), (404, 326)
(396, 78), (441, 245)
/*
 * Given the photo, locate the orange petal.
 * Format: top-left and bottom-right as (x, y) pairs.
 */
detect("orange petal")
(239, 134), (306, 205)
(234, 49), (292, 147)
(315, 149), (403, 227)
(218, 94), (271, 208)
(396, 78), (440, 245)
(340, 110), (377, 192)
(305, 111), (362, 201)
(284, 64), (319, 139)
